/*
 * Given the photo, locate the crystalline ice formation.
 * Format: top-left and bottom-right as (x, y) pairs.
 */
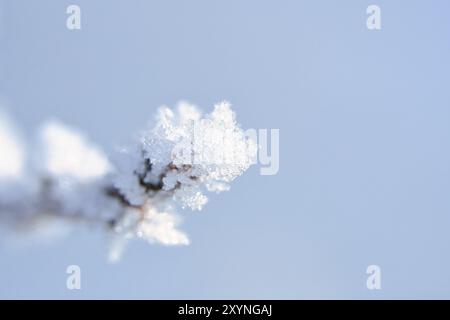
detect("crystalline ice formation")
(114, 101), (257, 211)
(0, 101), (256, 258)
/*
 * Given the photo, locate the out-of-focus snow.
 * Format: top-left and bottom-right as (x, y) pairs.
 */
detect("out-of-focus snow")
(40, 121), (112, 181)
(0, 111), (25, 180)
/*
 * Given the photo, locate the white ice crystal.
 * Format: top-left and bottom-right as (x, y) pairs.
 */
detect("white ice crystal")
(113, 204), (189, 246)
(0, 101), (256, 260)
(116, 100), (258, 211)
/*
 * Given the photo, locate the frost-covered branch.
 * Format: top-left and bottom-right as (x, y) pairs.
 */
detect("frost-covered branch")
(0, 101), (256, 260)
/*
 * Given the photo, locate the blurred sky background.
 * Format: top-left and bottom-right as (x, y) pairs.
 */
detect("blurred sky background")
(1, 0), (450, 299)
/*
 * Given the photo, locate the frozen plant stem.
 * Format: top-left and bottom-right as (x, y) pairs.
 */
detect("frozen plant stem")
(0, 101), (257, 261)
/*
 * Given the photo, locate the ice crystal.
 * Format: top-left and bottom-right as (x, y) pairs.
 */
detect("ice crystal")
(0, 101), (256, 260)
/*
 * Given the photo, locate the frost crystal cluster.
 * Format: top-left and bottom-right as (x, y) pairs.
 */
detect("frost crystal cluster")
(0, 102), (256, 260)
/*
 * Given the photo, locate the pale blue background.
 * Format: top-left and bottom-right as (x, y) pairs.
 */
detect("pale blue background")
(1, 0), (450, 299)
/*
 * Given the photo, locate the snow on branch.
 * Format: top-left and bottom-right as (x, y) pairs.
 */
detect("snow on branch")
(0, 102), (256, 260)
